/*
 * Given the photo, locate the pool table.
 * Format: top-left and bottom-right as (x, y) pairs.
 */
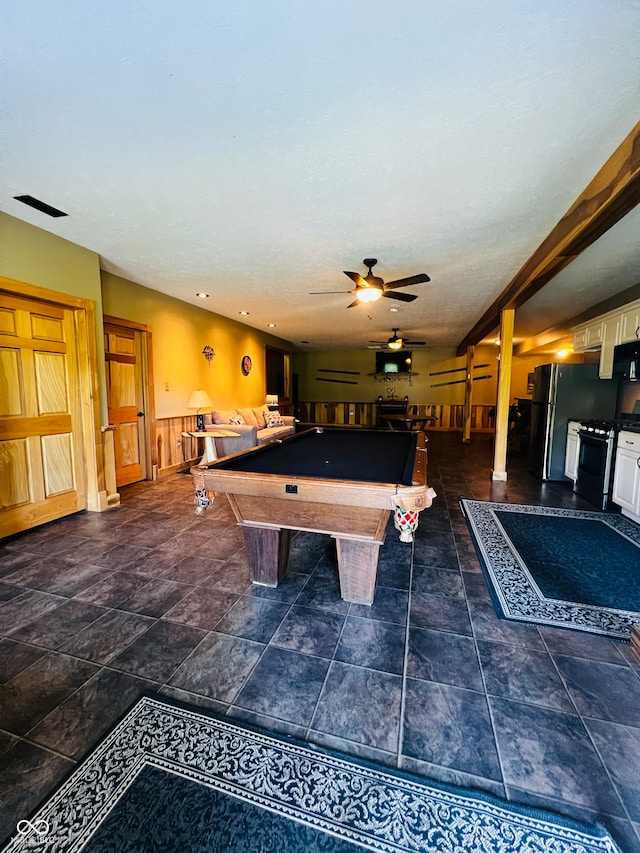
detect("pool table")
(191, 428), (431, 605)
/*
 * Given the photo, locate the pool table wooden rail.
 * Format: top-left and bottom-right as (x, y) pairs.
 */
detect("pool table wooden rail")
(192, 465), (428, 513)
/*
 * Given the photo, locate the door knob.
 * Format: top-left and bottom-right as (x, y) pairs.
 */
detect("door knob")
(137, 411), (144, 417)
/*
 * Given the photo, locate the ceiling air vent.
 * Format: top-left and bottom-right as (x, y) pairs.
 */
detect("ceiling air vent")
(13, 195), (68, 218)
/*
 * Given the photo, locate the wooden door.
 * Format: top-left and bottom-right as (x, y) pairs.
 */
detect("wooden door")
(0, 293), (86, 537)
(104, 323), (147, 487)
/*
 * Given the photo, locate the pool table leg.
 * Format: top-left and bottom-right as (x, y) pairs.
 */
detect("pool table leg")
(333, 537), (382, 605)
(240, 524), (292, 587)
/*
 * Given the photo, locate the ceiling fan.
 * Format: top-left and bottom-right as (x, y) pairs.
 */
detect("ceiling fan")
(368, 329), (427, 350)
(310, 258), (430, 307)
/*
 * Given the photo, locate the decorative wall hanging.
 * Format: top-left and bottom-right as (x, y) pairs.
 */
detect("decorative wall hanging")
(202, 345), (215, 364)
(428, 364), (490, 377)
(369, 371), (416, 384)
(241, 355), (252, 376)
(430, 374), (492, 388)
(316, 377), (358, 385)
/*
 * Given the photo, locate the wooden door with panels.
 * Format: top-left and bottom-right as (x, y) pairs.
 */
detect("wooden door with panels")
(0, 293), (87, 537)
(104, 321), (148, 487)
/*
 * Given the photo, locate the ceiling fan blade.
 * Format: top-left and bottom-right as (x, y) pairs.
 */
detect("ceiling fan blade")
(343, 270), (366, 286)
(385, 273), (430, 289)
(383, 291), (418, 302)
(405, 340), (426, 345)
(309, 290), (353, 294)
(346, 299), (361, 308)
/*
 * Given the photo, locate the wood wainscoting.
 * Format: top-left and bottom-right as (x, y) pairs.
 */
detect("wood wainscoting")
(155, 415), (201, 476)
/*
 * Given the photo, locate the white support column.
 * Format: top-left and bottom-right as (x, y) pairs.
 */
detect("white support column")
(462, 345), (474, 444)
(492, 308), (514, 481)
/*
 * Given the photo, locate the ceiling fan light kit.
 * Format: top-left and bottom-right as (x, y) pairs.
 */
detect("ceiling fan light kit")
(369, 329), (427, 350)
(356, 287), (383, 303)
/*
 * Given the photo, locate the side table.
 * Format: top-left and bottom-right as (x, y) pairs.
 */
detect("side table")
(182, 430), (240, 466)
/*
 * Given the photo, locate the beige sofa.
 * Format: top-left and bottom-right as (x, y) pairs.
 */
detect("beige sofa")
(204, 404), (295, 456)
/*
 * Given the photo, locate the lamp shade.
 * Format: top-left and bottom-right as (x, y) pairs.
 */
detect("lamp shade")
(265, 394), (279, 408)
(187, 389), (213, 410)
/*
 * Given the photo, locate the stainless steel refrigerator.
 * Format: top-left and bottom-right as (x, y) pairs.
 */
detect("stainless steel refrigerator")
(528, 362), (618, 480)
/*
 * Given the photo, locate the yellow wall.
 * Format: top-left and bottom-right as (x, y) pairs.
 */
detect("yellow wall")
(0, 212), (101, 299)
(293, 345), (580, 410)
(0, 212), (108, 421)
(294, 346), (511, 408)
(101, 273), (293, 419)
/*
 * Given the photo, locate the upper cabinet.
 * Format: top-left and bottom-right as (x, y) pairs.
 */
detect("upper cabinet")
(573, 321), (602, 350)
(573, 299), (640, 378)
(619, 303), (640, 344)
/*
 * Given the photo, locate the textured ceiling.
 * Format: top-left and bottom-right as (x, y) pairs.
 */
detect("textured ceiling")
(2, 1), (639, 351)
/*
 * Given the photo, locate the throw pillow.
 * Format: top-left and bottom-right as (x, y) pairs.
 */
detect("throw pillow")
(265, 410), (285, 428)
(212, 409), (239, 425)
(228, 415), (245, 425)
(237, 407), (259, 428)
(252, 405), (270, 428)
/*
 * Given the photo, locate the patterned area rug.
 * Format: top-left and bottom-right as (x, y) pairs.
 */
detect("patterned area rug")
(3, 695), (622, 852)
(461, 499), (640, 640)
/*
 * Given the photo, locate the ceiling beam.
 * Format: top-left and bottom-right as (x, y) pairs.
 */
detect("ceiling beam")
(514, 329), (573, 357)
(456, 120), (640, 357)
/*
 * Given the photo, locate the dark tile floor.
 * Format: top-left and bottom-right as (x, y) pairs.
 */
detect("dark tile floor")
(0, 432), (639, 851)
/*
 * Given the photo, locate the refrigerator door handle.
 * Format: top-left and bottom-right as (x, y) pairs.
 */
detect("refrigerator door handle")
(541, 403), (555, 480)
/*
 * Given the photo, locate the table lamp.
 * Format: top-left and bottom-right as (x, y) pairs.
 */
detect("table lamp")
(188, 389), (213, 432)
(266, 394), (279, 411)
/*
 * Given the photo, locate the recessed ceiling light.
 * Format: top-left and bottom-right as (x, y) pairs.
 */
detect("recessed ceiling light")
(14, 194), (67, 218)
(267, 323), (276, 328)
(239, 311), (250, 316)
(196, 292), (209, 299)
(389, 306), (399, 313)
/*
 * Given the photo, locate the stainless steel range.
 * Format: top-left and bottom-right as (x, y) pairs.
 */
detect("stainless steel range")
(575, 414), (640, 510)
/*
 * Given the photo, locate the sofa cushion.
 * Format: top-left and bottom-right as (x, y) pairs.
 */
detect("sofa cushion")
(237, 407), (259, 427)
(228, 414), (246, 425)
(212, 408), (240, 425)
(265, 410), (285, 428)
(252, 405), (270, 428)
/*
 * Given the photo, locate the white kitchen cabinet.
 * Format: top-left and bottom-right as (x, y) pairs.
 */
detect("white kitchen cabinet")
(564, 421), (581, 481)
(598, 316), (620, 379)
(573, 326), (589, 351)
(573, 320), (603, 352)
(572, 316), (617, 378)
(612, 430), (640, 522)
(618, 304), (640, 344)
(571, 298), (640, 379)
